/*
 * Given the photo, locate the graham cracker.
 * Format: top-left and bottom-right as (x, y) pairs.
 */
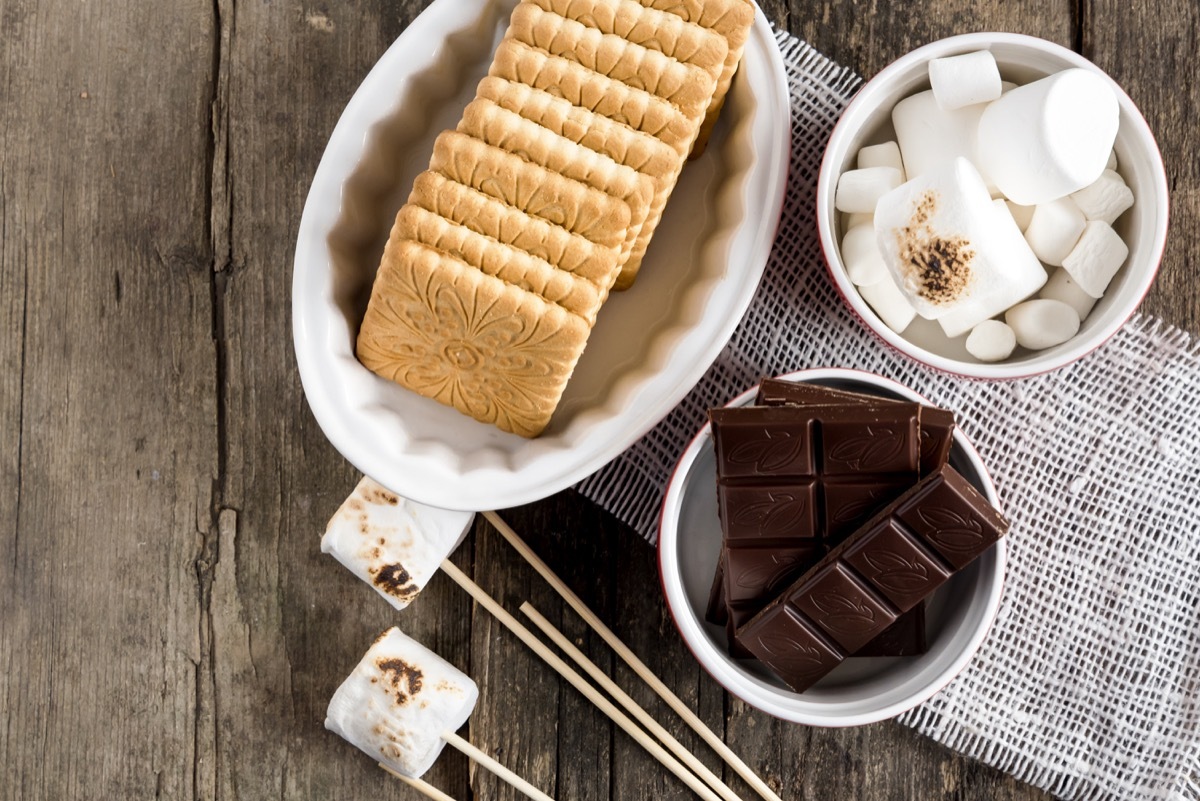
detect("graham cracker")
(430, 130), (631, 250)
(394, 204), (606, 323)
(357, 239), (591, 438)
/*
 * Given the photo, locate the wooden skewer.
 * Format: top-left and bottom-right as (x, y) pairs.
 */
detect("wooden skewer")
(482, 512), (783, 801)
(438, 559), (724, 801)
(521, 602), (745, 801)
(441, 731), (554, 801)
(379, 765), (459, 801)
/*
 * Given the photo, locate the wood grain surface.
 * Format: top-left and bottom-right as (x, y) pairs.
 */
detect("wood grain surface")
(0, 0), (1194, 799)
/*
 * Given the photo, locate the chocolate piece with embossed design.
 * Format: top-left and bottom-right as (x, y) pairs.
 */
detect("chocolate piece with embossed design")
(737, 465), (1007, 692)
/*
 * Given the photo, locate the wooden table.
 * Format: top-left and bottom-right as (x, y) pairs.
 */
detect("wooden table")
(2, 0), (1195, 798)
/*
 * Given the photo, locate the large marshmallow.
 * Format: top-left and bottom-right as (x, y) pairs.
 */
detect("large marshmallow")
(858, 141), (905, 176)
(858, 274), (916, 333)
(874, 157), (1045, 330)
(1024, 197), (1086, 266)
(929, 51), (1002, 110)
(1005, 299), (1081, 350)
(1070, 169), (1134, 224)
(891, 90), (997, 193)
(1040, 267), (1098, 321)
(977, 69), (1119, 205)
(1062, 220), (1129, 297)
(966, 319), (1017, 362)
(322, 477), (474, 610)
(842, 224), (889, 286)
(326, 628), (479, 778)
(835, 167), (904, 213)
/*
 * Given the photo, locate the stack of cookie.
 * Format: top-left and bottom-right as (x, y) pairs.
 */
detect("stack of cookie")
(357, 0), (755, 437)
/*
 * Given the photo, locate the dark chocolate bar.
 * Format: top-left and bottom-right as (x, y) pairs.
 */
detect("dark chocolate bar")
(756, 378), (955, 476)
(737, 465), (1008, 692)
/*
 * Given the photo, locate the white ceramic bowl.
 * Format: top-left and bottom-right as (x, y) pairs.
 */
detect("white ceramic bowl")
(817, 33), (1169, 379)
(658, 368), (1007, 726)
(292, 0), (790, 511)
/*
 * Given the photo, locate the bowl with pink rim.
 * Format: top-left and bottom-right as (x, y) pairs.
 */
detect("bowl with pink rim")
(817, 32), (1169, 380)
(657, 367), (1007, 726)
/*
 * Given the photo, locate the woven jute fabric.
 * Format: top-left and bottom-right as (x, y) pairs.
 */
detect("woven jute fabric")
(577, 31), (1200, 801)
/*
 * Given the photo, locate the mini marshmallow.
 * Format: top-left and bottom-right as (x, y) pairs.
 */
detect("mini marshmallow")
(326, 628), (479, 778)
(1005, 299), (1081, 350)
(1024, 197), (1087, 266)
(1062, 220), (1129, 297)
(858, 274), (916, 333)
(892, 90), (997, 192)
(1041, 267), (1098, 321)
(322, 477), (474, 610)
(977, 69), (1119, 205)
(1070, 169), (1134, 224)
(874, 157), (1045, 329)
(1006, 200), (1035, 232)
(841, 224), (889, 286)
(966, 319), (1017, 362)
(835, 167), (904, 213)
(929, 50), (1002, 110)
(857, 141), (905, 176)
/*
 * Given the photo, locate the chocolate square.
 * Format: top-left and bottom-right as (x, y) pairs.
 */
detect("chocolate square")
(843, 520), (953, 610)
(718, 481), (819, 541)
(789, 563), (898, 653)
(739, 606), (843, 691)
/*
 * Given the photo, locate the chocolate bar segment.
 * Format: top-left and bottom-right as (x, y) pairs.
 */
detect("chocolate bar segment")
(737, 466), (1008, 692)
(855, 603), (927, 657)
(756, 378), (954, 476)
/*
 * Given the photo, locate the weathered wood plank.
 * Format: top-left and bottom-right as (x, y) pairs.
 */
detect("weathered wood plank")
(1086, 0), (1200, 331)
(211, 0), (473, 798)
(0, 1), (217, 799)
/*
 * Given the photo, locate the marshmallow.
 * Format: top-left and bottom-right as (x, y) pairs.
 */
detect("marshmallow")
(1005, 299), (1081, 350)
(1006, 200), (1035, 232)
(326, 628), (479, 778)
(1024, 197), (1087, 266)
(841, 224), (889, 286)
(929, 50), (1003, 110)
(1040, 267), (1098, 321)
(1062, 220), (1129, 297)
(891, 90), (997, 192)
(977, 69), (1119, 205)
(835, 167), (904, 213)
(858, 273), (916, 333)
(1001, 81), (1018, 93)
(874, 157), (1045, 329)
(1070, 169), (1134, 224)
(322, 477), (474, 610)
(966, 319), (1017, 362)
(858, 141), (906, 177)
(1106, 150), (1118, 171)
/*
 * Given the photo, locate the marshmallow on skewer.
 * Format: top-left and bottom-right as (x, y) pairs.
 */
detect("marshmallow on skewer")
(929, 50), (1002, 110)
(874, 157), (1045, 329)
(891, 90), (997, 193)
(1005, 299), (1081, 350)
(322, 477), (474, 610)
(1062, 220), (1129, 298)
(835, 167), (903, 213)
(1070, 169), (1134, 224)
(966, 319), (1017, 362)
(1040, 267), (1098, 321)
(1024, 197), (1086, 267)
(841, 224), (889, 287)
(858, 274), (916, 333)
(857, 141), (905, 177)
(977, 68), (1119, 205)
(326, 628), (479, 778)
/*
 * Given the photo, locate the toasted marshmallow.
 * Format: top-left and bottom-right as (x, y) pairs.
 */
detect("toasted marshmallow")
(874, 157), (1046, 329)
(326, 628), (479, 778)
(322, 477), (474, 610)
